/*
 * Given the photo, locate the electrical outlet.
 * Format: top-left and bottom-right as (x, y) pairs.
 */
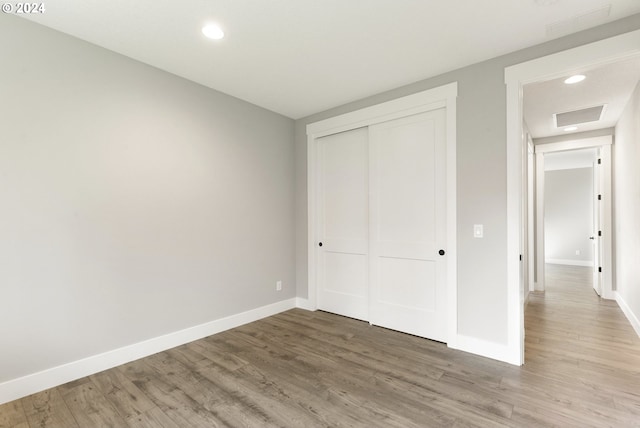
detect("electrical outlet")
(276, 280), (282, 291)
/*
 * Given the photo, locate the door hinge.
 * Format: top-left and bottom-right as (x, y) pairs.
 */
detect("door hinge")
(599, 267), (602, 273)
(598, 230), (602, 237)
(598, 158), (602, 164)
(598, 194), (602, 200)
(519, 254), (523, 261)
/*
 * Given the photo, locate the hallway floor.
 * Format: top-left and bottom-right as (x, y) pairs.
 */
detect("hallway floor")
(523, 263), (640, 425)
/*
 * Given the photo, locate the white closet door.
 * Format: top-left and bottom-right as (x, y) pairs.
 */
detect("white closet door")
(369, 109), (447, 342)
(317, 127), (369, 321)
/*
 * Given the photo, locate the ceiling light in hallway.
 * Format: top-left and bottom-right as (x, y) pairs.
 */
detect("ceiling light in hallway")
(202, 23), (224, 40)
(564, 74), (586, 84)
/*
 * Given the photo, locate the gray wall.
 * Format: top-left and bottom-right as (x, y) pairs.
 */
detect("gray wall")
(614, 80), (640, 327)
(544, 168), (594, 264)
(295, 14), (640, 344)
(0, 15), (295, 383)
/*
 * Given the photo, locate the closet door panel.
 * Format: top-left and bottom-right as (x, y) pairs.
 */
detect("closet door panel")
(369, 109), (447, 342)
(316, 127), (369, 321)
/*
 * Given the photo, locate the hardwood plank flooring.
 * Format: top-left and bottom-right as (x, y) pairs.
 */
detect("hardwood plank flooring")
(2, 264), (640, 427)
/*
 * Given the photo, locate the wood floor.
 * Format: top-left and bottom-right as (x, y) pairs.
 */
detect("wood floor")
(2, 264), (640, 427)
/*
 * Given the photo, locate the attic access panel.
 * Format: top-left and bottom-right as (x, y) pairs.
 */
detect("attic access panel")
(554, 105), (606, 127)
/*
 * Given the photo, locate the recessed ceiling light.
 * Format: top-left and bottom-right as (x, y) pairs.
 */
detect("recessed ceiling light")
(564, 75), (586, 84)
(202, 23), (224, 40)
(564, 126), (578, 132)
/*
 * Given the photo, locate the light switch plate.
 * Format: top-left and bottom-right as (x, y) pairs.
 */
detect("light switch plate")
(474, 224), (483, 238)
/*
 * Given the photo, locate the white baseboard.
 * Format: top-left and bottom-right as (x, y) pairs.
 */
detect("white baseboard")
(0, 298), (297, 406)
(295, 297), (315, 311)
(448, 334), (521, 366)
(546, 259), (594, 267)
(615, 292), (640, 338)
(299, 298), (523, 366)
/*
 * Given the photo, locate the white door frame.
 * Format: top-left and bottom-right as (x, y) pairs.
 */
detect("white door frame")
(521, 132), (534, 303)
(505, 29), (640, 365)
(534, 137), (613, 298)
(527, 137), (535, 295)
(306, 83), (458, 345)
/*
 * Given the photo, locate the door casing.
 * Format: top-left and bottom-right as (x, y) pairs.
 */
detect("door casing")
(505, 28), (640, 365)
(534, 137), (613, 298)
(306, 83), (458, 347)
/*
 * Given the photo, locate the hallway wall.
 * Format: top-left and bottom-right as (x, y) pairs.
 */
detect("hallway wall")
(545, 167), (594, 266)
(614, 80), (640, 335)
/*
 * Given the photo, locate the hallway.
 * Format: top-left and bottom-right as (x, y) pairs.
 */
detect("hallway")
(523, 264), (640, 424)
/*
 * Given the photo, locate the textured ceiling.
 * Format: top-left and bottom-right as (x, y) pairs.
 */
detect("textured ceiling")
(16, 0), (640, 118)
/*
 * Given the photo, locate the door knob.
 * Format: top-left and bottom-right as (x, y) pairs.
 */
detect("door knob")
(319, 242), (323, 247)
(439, 249), (445, 256)
(589, 236), (595, 240)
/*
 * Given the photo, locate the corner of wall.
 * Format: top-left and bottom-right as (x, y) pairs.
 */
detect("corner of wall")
(615, 292), (640, 338)
(0, 299), (297, 406)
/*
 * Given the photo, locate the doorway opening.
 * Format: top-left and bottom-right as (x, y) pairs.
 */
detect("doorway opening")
(505, 29), (640, 365)
(532, 139), (613, 300)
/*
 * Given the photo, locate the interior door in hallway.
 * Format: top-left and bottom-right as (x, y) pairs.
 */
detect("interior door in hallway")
(592, 151), (602, 296)
(369, 109), (447, 342)
(316, 127), (369, 321)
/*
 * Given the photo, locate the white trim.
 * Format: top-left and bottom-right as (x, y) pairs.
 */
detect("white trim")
(505, 62), (524, 365)
(505, 29), (640, 366)
(616, 292), (640, 338)
(504, 30), (640, 85)
(599, 145), (614, 300)
(535, 152), (545, 292)
(307, 129), (318, 311)
(533, 136), (613, 297)
(453, 334), (521, 365)
(445, 88), (458, 349)
(0, 299), (297, 405)
(307, 84), (456, 137)
(295, 297), (315, 311)
(545, 259), (594, 267)
(527, 138), (535, 293)
(306, 83), (458, 347)
(534, 135), (612, 153)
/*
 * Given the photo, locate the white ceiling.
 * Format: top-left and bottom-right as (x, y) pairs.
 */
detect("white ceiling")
(18, 0), (640, 119)
(524, 56), (640, 138)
